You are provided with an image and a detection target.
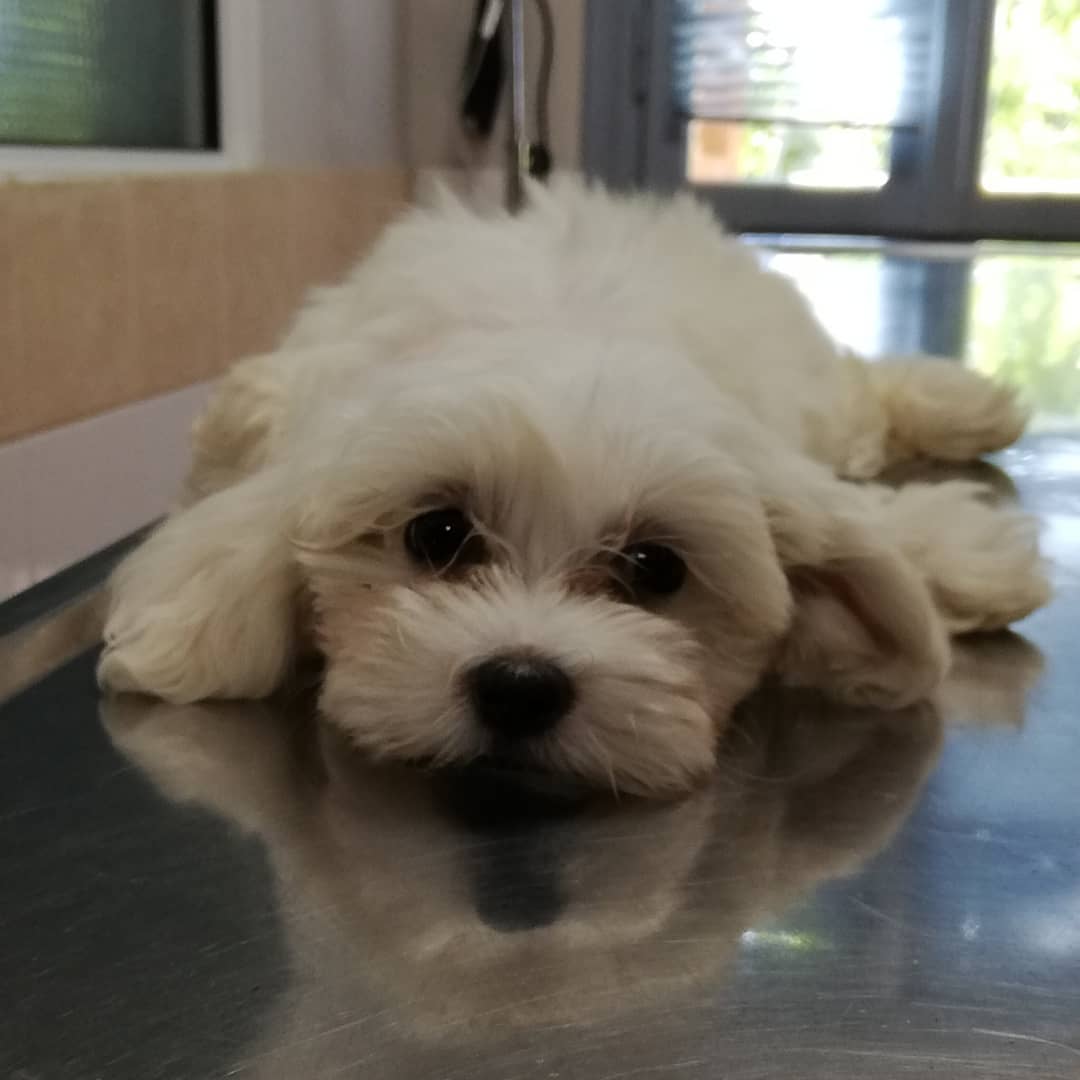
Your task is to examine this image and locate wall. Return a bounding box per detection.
[1,3,410,602]
[254,1,404,167]
[0,169,409,601]
[0,169,405,443]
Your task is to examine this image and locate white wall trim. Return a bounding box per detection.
[217,0,265,170]
[0,147,236,180]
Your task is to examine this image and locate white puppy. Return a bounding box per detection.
[98,181,1049,795]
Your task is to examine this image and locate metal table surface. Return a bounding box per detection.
[3,242,1080,1079]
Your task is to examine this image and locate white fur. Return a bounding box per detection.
[99,180,1049,795]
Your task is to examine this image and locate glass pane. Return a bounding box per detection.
[757,241,1080,429]
[967,254,1080,427]
[761,249,886,353]
[0,0,216,150]
[687,118,890,188]
[673,1,933,128]
[980,0,1080,195]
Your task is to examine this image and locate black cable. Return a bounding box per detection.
[530,0,554,152]
[461,0,505,140]
[459,0,555,178]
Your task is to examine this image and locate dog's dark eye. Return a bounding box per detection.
[405,508,486,572]
[622,543,687,599]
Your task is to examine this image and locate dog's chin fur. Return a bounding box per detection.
[98,180,1051,797]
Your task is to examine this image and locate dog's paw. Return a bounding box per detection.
[873,480,1051,633]
[98,618,209,703]
[874,360,1029,463]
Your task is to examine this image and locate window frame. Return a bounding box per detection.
[582,0,1080,241]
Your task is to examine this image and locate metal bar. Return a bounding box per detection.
[506,0,527,211]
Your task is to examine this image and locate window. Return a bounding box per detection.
[980,0,1080,195]
[0,0,217,151]
[676,0,928,190]
[761,241,1080,426]
[583,0,1080,240]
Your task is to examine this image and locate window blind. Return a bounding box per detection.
[0,0,216,149]
[673,0,935,129]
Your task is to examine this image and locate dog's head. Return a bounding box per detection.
[287,329,947,795]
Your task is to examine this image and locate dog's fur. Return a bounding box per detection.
[98,181,1050,795]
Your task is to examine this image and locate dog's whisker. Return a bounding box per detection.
[576,725,620,799]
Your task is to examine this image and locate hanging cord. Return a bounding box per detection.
[460,0,506,141]
[460,0,554,176]
[529,0,554,178]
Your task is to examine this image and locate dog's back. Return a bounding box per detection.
[189,180,1024,498]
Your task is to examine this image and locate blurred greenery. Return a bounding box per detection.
[971,0,1080,420]
[740,121,889,187]
[0,3,101,143]
[968,257,1080,421]
[0,0,204,149]
[982,0,1080,192]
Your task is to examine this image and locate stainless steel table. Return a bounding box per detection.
[3,241,1079,1079]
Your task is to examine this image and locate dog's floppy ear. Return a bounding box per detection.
[98,468,299,703]
[765,475,950,709]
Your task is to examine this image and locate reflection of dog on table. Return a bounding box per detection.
[105,676,977,1074]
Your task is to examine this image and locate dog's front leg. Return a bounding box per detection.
[98,467,299,703]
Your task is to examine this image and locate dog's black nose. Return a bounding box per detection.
[467,653,575,738]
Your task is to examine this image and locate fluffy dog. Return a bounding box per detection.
[98,181,1049,795]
